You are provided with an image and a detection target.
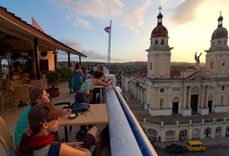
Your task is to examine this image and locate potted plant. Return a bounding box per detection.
[56,66,72,82]
[46,70,61,97]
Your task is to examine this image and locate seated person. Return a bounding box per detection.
[76,70,112,103]
[17,102,92,156]
[14,89,50,147]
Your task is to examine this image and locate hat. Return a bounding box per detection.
[28,103,63,128]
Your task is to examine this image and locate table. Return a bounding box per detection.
[59,104,108,141]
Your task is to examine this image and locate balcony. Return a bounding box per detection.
[0,68,158,156]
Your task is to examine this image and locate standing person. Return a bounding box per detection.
[82,67,93,82]
[73,63,83,93]
[68,63,75,93]
[17,103,92,156]
[14,89,50,147]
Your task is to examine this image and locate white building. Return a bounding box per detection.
[122,11,229,142]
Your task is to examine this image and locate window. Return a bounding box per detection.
[212,41,215,47]
[222,86,225,90]
[160,98,163,109]
[210,62,214,69]
[221,96,224,105]
[147,129,157,137]
[165,130,175,139]
[155,40,158,45]
[216,127,221,133]
[160,88,164,93]
[150,63,152,70]
[222,62,225,66]
[161,39,164,45]
[216,127,222,137]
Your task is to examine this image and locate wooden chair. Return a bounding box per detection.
[0,124,15,156]
[13,84,30,109]
[0,116,6,125]
[0,80,15,114]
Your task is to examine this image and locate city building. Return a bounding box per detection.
[122,10,229,142]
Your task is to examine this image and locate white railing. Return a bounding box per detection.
[104,74,157,156]
[103,65,157,156]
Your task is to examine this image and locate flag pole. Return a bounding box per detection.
[108,20,112,68]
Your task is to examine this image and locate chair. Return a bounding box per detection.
[0,124,15,156]
[0,116,6,125]
[0,80,15,114]
[13,84,30,109]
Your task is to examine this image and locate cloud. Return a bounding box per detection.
[65,14,92,29]
[159,0,168,5]
[121,0,151,33]
[54,0,151,33]
[171,0,205,25]
[59,38,127,62]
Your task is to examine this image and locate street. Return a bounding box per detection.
[156,146,229,156]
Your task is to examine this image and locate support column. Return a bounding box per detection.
[54,51,57,70]
[188,126,192,139]
[210,127,215,138]
[156,87,159,109]
[204,86,208,108]
[187,87,191,109]
[200,127,204,139]
[67,52,71,67]
[183,86,187,109]
[222,126,226,137]
[33,38,40,80]
[200,85,205,108]
[79,56,81,65]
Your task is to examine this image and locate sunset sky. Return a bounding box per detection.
[1,0,229,63]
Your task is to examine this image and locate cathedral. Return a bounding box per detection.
[123,11,229,117]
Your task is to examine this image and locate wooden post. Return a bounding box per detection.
[79,56,81,65]
[68,52,71,67]
[54,50,57,70]
[33,38,40,80]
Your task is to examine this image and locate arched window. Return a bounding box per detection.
[217,40,221,46]
[221,95,224,105]
[173,97,179,103]
[147,129,157,137]
[165,130,175,140]
[215,127,222,137]
[161,39,164,45]
[212,41,215,47]
[210,62,214,69]
[160,98,163,109]
[150,63,152,70]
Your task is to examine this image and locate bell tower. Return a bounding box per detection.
[146,7,173,79]
[205,12,229,78]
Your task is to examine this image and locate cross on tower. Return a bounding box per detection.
[159,6,162,12]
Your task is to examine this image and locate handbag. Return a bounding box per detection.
[71,102,89,113]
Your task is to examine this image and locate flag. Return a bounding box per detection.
[104,26,111,33]
[32,17,44,32]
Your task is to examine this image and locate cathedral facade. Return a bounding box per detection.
[123,11,229,117]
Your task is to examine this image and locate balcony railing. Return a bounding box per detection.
[104,72,157,156]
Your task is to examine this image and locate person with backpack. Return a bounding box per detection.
[17,102,95,156]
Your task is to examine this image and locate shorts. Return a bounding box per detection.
[81,133,95,149]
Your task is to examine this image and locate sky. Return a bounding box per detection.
[0,0,229,63]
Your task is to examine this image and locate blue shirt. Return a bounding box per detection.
[14,104,31,146]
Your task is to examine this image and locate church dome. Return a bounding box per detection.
[150,12,168,39]
[211,14,228,40]
[151,25,168,38]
